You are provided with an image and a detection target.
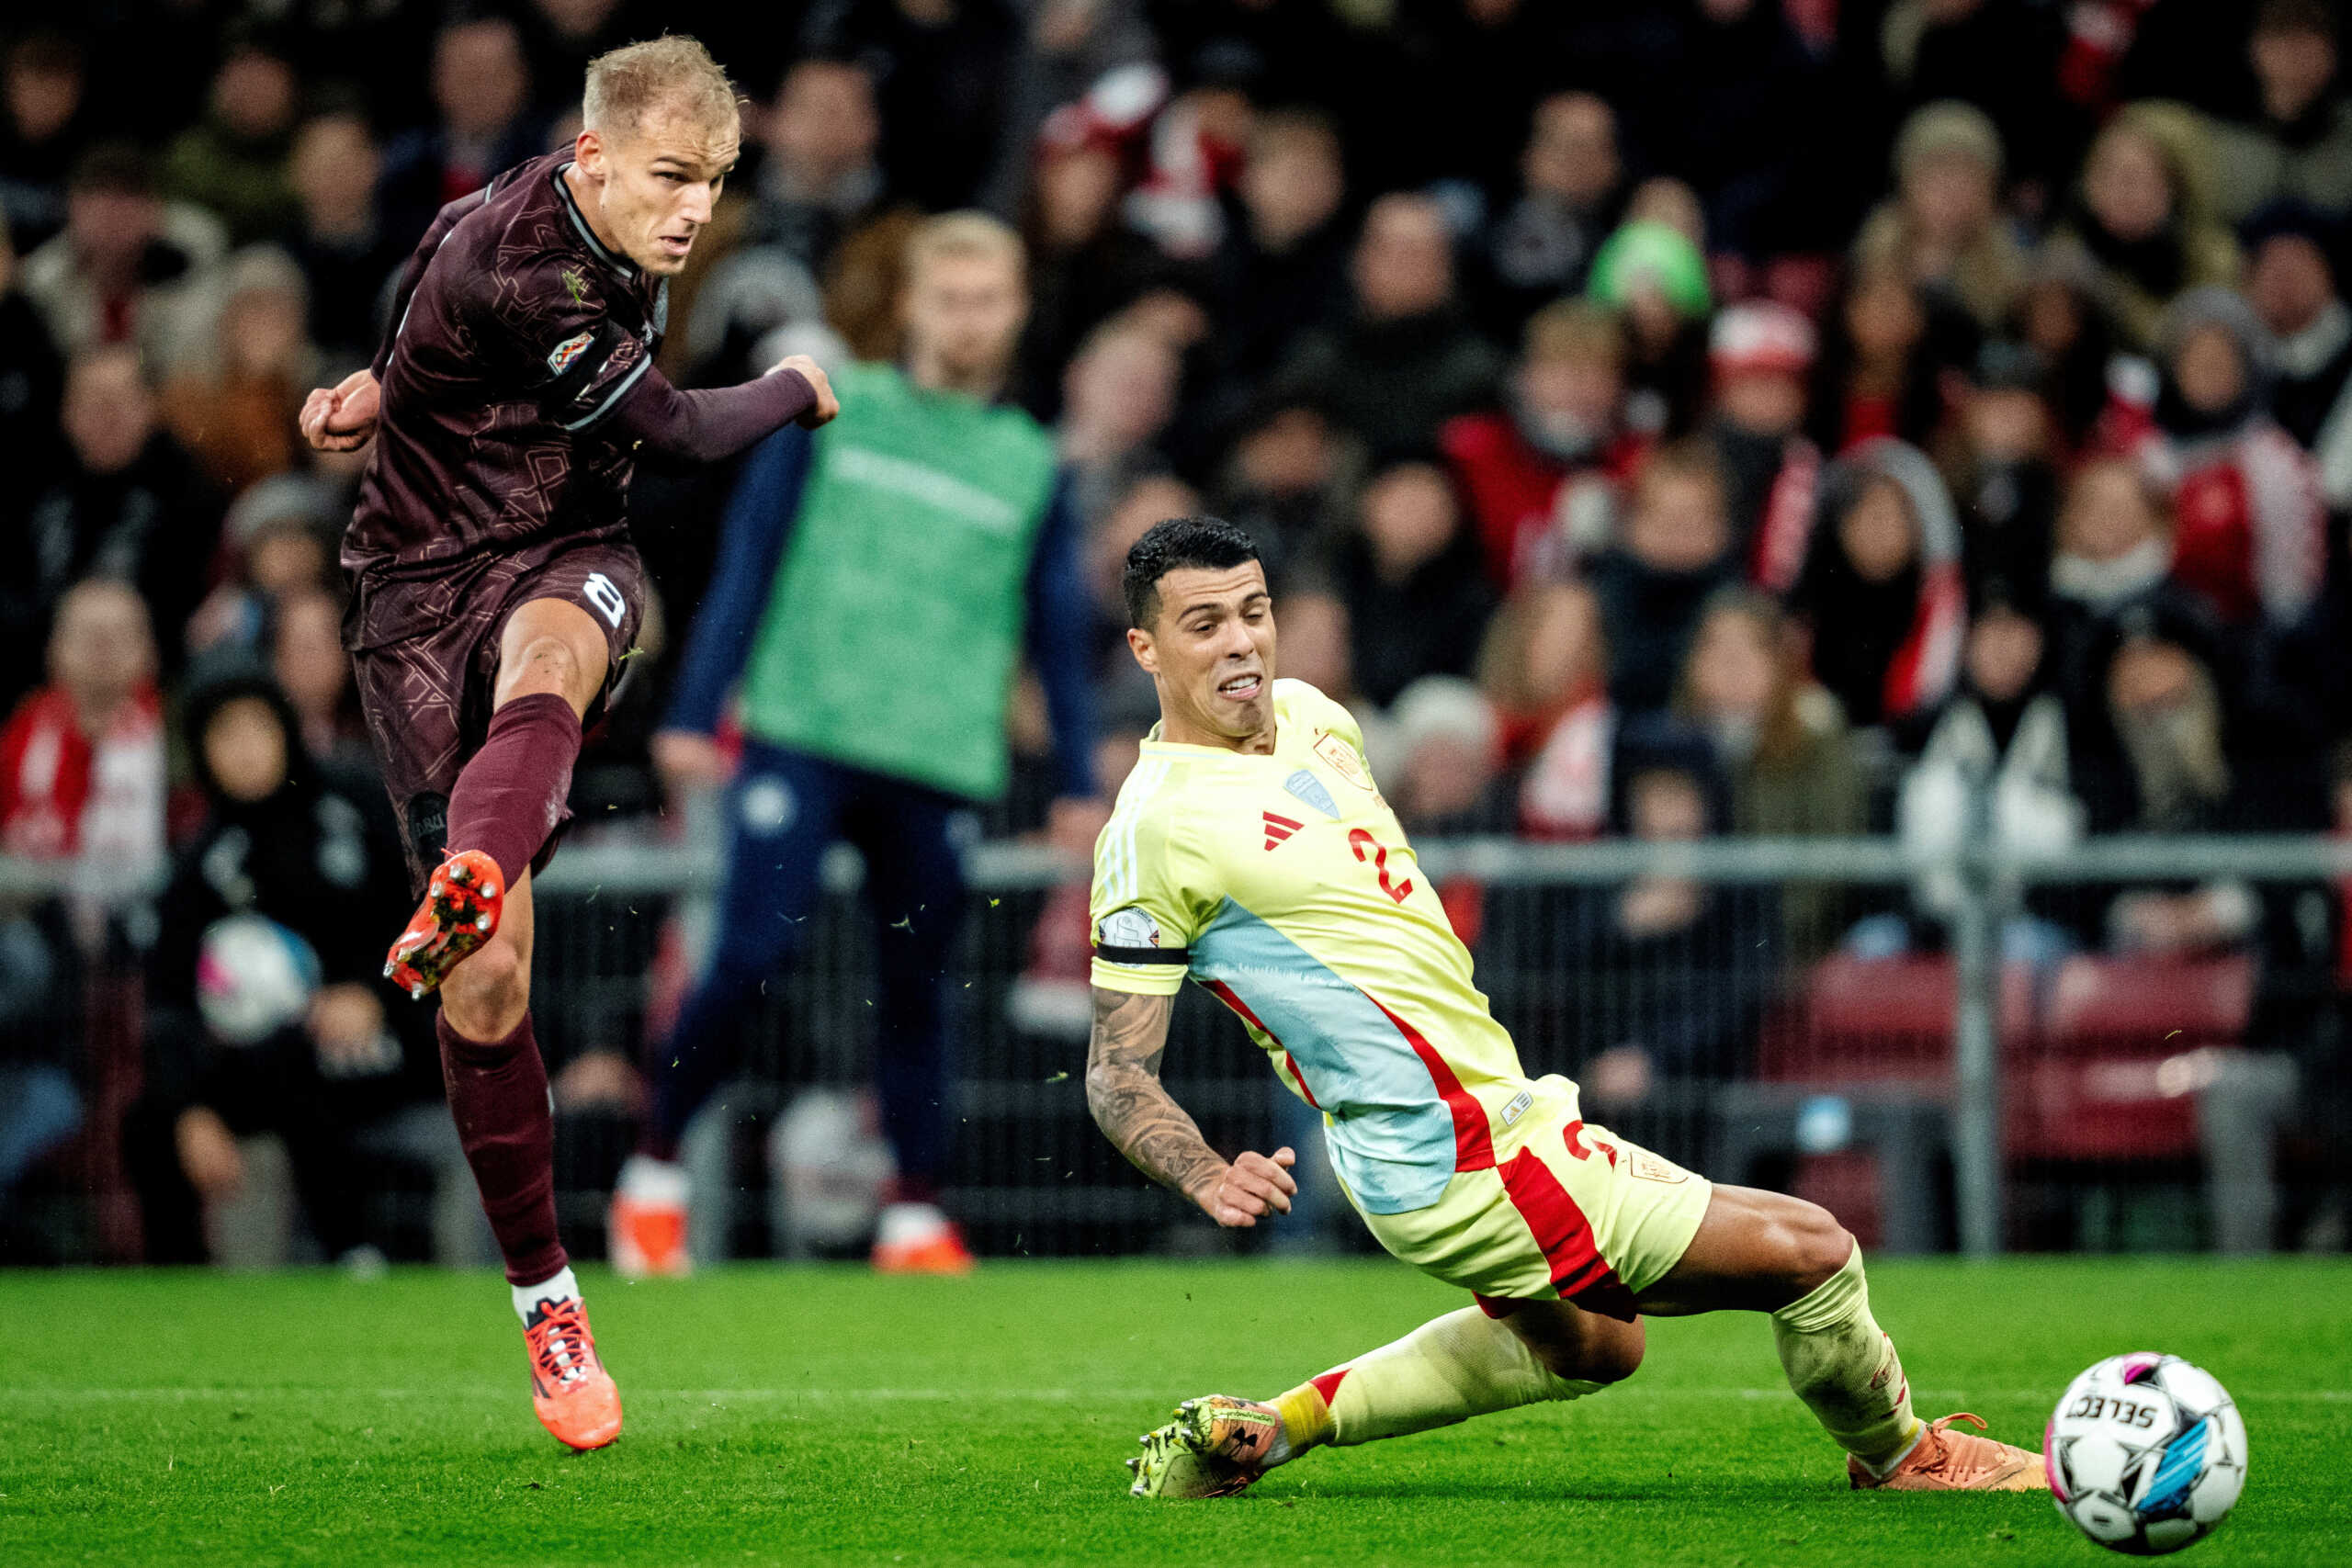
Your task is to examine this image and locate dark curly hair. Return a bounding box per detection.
[1122,515,1261,630]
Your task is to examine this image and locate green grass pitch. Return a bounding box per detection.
[4,1258,2346,1567]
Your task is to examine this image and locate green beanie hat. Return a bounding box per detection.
[1586,220,1713,319]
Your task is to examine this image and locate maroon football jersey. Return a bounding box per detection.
[343,152,669,589]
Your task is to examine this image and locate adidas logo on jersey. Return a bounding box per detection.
[1261,811,1304,852]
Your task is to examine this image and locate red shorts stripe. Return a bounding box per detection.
[1365,996,1494,1172]
[1309,1368,1349,1404]
[1495,1145,1637,1322]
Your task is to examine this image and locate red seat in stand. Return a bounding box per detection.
[2010,953,2255,1162]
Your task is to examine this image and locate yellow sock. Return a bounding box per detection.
[1271,1382,1334,1457]
[1296,1307,1600,1449]
[1770,1247,1922,1471]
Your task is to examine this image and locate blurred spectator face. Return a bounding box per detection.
[1517,339,1622,455]
[291,115,381,231]
[1963,383,2051,460]
[1394,692,1499,824]
[2171,323,2247,415]
[1236,405,1335,496]
[1906,150,1995,244]
[2059,460,2165,561]
[535,0,623,39]
[1522,93,1618,208]
[1124,287,1210,352]
[434,19,527,141]
[249,522,330,597]
[6,36,82,144]
[2108,637,2200,716]
[902,244,1028,386]
[65,179,161,277]
[1629,767,1707,840]
[204,695,289,804]
[1626,467,1730,572]
[62,347,156,475]
[210,48,298,141]
[274,590,347,725]
[1714,367,1806,437]
[2020,276,2089,361]
[1838,477,1918,583]
[1240,117,1342,250]
[2252,18,2336,124]
[1846,267,1927,363]
[1272,590,1351,695]
[2084,126,2174,244]
[1360,463,1461,581]
[1688,604,1776,721]
[1625,176,1704,248]
[219,276,310,382]
[1062,328,1178,452]
[1519,581,1603,705]
[770,61,878,185]
[48,581,154,718]
[1966,604,2042,702]
[1352,196,1453,321]
[2246,233,2337,337]
[1035,145,1121,250]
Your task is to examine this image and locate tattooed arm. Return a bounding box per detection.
[1085,986,1297,1227]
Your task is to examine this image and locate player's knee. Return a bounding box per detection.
[443,941,528,1036]
[1779,1199,1857,1301]
[510,634,583,694]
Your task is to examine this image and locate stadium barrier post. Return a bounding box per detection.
[1951,761,2005,1258]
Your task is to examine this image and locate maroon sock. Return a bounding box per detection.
[445,692,582,886]
[437,1009,567,1286]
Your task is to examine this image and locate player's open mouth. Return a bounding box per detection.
[658,234,694,257]
[1216,673,1262,702]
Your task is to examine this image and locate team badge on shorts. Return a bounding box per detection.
[547,331,595,375]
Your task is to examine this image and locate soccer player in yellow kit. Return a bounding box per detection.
[1089,517,2047,1499]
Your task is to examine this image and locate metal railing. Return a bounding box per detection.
[6,824,2346,1261]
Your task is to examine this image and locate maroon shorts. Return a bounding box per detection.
[345,538,647,890]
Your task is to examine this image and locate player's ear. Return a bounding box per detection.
[574,127,605,177]
[1126,626,1159,675]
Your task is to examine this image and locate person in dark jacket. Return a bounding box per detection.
[1589,437,1736,716]
[1322,458,1498,709]
[121,664,433,1267]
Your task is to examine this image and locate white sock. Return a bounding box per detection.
[618,1154,688,1204]
[513,1265,581,1324]
[877,1202,949,1246]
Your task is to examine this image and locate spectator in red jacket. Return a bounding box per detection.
[2110,286,2327,633]
[0,577,165,886]
[1443,299,1647,591]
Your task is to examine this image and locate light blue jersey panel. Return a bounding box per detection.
[1190,900,1458,1213]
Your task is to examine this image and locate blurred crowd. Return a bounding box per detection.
[5,0,2352,1258]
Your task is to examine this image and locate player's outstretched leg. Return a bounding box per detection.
[439,878,622,1451]
[1638,1185,2043,1492]
[1129,1301,1639,1498]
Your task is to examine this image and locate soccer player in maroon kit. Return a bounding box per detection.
[299,37,838,1451]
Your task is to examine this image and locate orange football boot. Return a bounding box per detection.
[385,849,504,999]
[1849,1412,2047,1491]
[524,1294,623,1451]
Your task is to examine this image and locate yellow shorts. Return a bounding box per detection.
[1344,1080,1713,1322]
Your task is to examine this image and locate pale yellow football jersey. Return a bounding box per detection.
[1090,679,1571,1214]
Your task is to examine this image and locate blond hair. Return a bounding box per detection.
[582,36,739,139]
[904,210,1026,285]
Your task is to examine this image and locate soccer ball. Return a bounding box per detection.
[2048,1353,2246,1555]
[196,915,322,1046]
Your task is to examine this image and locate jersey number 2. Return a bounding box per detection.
[1348,829,1414,905]
[582,571,627,629]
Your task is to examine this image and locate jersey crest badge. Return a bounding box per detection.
[1283,768,1339,819]
[547,331,594,375]
[1313,731,1374,792]
[560,265,589,302]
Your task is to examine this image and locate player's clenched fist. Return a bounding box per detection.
[772,354,841,429]
[300,368,381,452]
[1193,1146,1298,1227]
